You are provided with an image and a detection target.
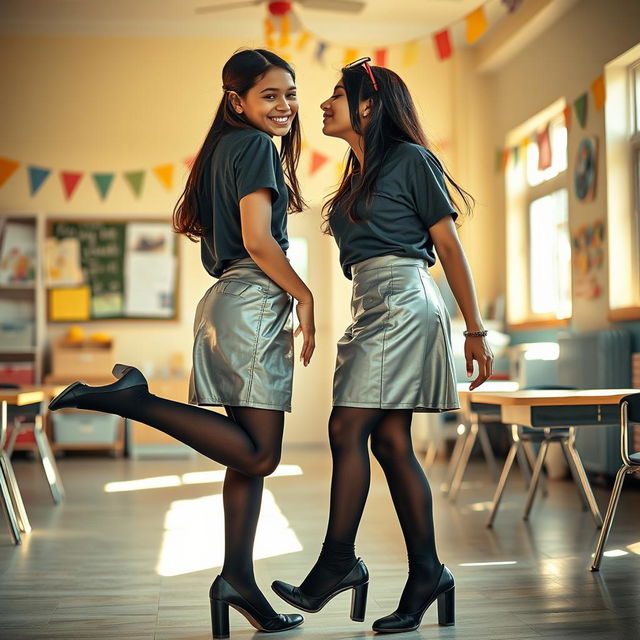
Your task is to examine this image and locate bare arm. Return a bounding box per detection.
[239,188,315,366]
[429,215,493,389]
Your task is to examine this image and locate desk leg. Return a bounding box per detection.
[0,460,21,544]
[520,441,548,497]
[565,430,603,528]
[486,425,519,528]
[34,414,65,504]
[523,439,549,520]
[478,424,499,481]
[449,422,478,501]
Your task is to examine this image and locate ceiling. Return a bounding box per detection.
[0,0,508,44]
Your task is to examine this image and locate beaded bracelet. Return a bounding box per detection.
[463,329,488,337]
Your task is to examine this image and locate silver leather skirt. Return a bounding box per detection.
[333,255,459,412]
[189,258,294,412]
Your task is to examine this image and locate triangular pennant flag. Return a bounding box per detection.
[336,160,345,183]
[465,7,488,44]
[296,31,311,51]
[28,166,51,196]
[512,145,519,165]
[374,48,388,67]
[433,30,452,61]
[536,124,552,170]
[153,163,174,191]
[574,93,588,128]
[403,40,419,67]
[124,170,145,198]
[316,41,328,63]
[344,48,359,67]
[591,75,606,111]
[279,13,290,48]
[92,172,115,200]
[310,150,328,176]
[0,157,20,187]
[265,18,275,48]
[563,105,572,130]
[501,149,510,171]
[184,156,195,169]
[61,171,83,200]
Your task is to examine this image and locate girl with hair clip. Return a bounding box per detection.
[271,58,493,634]
[49,49,314,638]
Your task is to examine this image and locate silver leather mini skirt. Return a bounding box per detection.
[333,255,459,412]
[189,258,294,412]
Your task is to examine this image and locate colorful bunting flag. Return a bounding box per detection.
[316,41,328,63]
[310,151,328,176]
[403,41,419,67]
[265,18,275,48]
[184,156,195,169]
[501,149,510,171]
[0,157,19,187]
[153,164,174,191]
[433,29,452,61]
[574,93,588,128]
[92,172,114,200]
[512,145,519,166]
[465,7,488,44]
[124,170,145,198]
[296,31,311,51]
[279,13,290,48]
[61,171,83,200]
[591,75,606,111]
[536,125,552,171]
[28,166,51,196]
[344,48,358,67]
[374,48,388,68]
[563,105,572,130]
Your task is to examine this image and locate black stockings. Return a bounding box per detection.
[300,407,441,613]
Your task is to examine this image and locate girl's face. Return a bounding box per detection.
[320,80,370,140]
[231,67,298,137]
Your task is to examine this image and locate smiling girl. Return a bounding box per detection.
[49,49,314,638]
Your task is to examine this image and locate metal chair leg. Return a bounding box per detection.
[33,415,65,504]
[0,450,31,533]
[0,463,21,544]
[486,435,519,528]
[442,425,468,494]
[478,423,499,481]
[560,440,590,513]
[591,465,629,571]
[523,439,549,520]
[565,433,603,527]
[449,422,478,501]
[521,440,548,497]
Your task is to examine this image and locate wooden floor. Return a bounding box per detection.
[1,446,639,639]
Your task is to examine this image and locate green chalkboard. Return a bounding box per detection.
[48,220,178,321]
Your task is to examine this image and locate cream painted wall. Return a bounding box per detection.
[0,34,455,442]
[469,0,640,331]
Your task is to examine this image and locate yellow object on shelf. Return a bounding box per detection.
[90,332,112,343]
[66,325,85,342]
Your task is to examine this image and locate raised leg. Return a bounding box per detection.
[591,465,629,571]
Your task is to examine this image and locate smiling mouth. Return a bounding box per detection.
[269,116,291,124]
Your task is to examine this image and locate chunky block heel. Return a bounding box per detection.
[112,363,134,379]
[350,581,368,622]
[437,586,455,626]
[210,597,230,639]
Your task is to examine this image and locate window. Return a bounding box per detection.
[605,45,640,320]
[505,100,571,328]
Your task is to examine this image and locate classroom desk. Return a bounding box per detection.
[0,387,65,545]
[462,389,638,529]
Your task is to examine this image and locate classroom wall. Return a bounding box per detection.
[465,0,640,333]
[0,34,455,443]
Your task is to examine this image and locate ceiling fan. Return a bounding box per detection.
[195,1,366,15]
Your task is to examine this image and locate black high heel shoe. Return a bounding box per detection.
[48,363,147,411]
[371,564,454,633]
[271,558,369,622]
[210,575,304,639]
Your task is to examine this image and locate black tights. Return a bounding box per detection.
[300,407,441,614]
[76,388,284,616]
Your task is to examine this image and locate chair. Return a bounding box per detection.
[591,392,640,571]
[486,386,601,528]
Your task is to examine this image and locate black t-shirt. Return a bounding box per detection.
[200,127,289,278]
[329,143,457,279]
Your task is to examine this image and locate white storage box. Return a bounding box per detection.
[52,412,120,444]
[0,321,34,349]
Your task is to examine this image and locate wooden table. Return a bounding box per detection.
[1,387,65,545]
[462,388,637,529]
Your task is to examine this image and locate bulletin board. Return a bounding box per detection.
[46,219,179,321]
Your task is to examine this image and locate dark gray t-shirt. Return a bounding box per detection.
[200,127,289,278]
[329,143,457,279]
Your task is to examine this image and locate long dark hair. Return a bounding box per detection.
[174,49,305,240]
[322,64,474,233]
